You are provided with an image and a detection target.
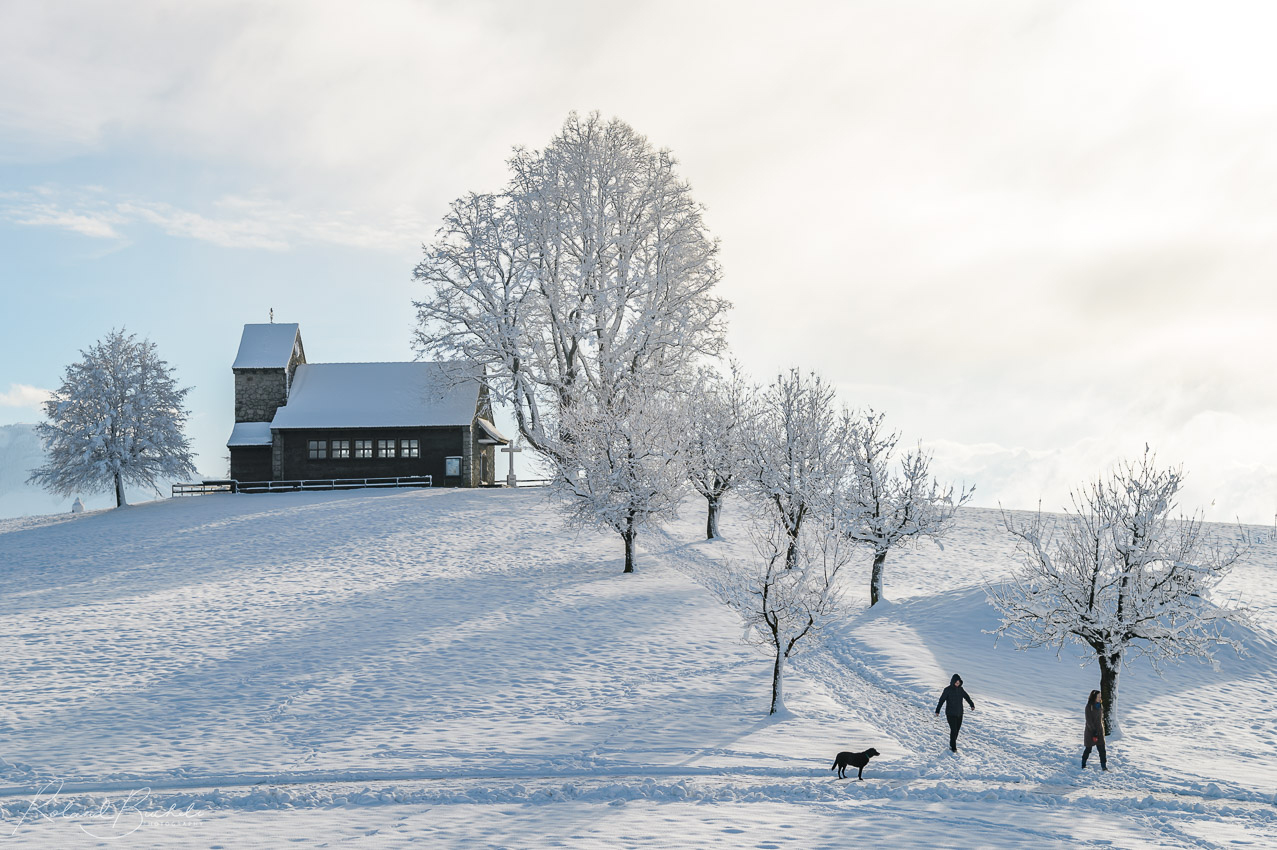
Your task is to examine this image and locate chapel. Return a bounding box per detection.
[227,323,506,487]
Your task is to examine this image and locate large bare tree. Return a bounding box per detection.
[988,449,1247,737]
[413,112,729,462]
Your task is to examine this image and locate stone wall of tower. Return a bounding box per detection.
[234,369,289,423]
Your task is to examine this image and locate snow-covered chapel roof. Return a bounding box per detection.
[233,323,300,370]
[269,361,482,430]
[475,418,509,445]
[227,422,273,447]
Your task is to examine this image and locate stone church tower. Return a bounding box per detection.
[233,324,306,423]
[228,323,305,481]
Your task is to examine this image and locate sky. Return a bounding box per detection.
[2,0,1276,524]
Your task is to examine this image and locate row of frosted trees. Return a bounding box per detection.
[414,111,1249,730]
[414,112,964,575]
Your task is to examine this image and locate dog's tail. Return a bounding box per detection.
[830,759,837,771]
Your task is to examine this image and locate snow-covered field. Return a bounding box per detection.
[1,488,1275,848]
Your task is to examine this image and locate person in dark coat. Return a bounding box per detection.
[934,673,975,752]
[1083,689,1108,771]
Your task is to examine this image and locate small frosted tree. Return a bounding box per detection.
[743,369,852,569]
[845,410,973,606]
[681,364,752,539]
[712,501,856,715]
[988,449,1246,737]
[29,329,196,508]
[552,384,686,573]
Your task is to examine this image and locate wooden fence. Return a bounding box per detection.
[173,476,433,496]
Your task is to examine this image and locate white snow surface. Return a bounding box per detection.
[269,361,481,430]
[225,421,273,447]
[1,491,1276,847]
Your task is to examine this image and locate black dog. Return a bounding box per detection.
[831,747,880,780]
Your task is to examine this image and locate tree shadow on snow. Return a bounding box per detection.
[835,586,1277,721]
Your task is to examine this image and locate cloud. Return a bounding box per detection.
[0,188,431,252]
[9,206,122,239]
[0,1,551,200]
[0,384,51,409]
[928,412,1277,527]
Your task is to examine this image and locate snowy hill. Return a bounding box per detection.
[1,489,1276,847]
[0,423,198,520]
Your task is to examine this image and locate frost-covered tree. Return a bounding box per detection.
[743,369,853,569]
[552,383,686,573]
[29,329,196,508]
[988,449,1246,736]
[711,500,856,714]
[845,410,973,606]
[681,364,752,539]
[413,111,729,465]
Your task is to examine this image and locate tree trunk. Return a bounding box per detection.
[114,473,127,508]
[770,650,785,715]
[1098,650,1121,738]
[622,521,636,574]
[869,549,888,606]
[785,531,799,570]
[706,494,722,539]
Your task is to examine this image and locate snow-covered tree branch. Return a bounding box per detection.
[550,381,686,573]
[710,499,857,715]
[987,448,1247,736]
[844,410,973,606]
[681,363,752,539]
[28,329,197,508]
[413,112,729,463]
[742,369,853,569]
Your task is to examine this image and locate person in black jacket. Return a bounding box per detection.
[934,673,975,752]
[1082,689,1108,771]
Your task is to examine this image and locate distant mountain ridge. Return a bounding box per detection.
[0,423,70,518]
